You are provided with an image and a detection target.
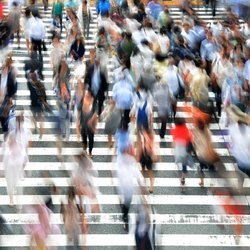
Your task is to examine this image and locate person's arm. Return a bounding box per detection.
[76,109,81,143]
[51,1,54,16]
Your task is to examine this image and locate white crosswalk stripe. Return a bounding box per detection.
[0,3,249,249]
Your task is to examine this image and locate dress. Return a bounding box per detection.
[21,17,31,39]
[4,131,28,198]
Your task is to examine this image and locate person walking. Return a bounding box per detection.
[29,9,46,59]
[78,0,92,39]
[76,89,98,158]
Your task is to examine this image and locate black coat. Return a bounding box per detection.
[84,63,108,97]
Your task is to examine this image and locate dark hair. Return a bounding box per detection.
[32,9,40,18]
[196,119,205,130]
[160,27,167,35]
[174,118,186,126]
[194,56,202,68]
[98,26,106,35]
[25,7,31,17]
[68,186,76,200]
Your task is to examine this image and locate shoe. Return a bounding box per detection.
[149,188,154,194]
[199,182,204,187]
[123,222,128,232]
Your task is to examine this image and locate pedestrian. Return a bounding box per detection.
[116,146,145,231]
[61,187,81,248]
[21,7,32,54]
[8,1,21,49]
[27,72,48,138]
[138,129,159,193]
[29,9,46,59]
[3,117,30,207]
[153,82,174,138]
[84,56,108,116]
[78,0,93,38]
[0,55,18,138]
[51,0,64,32]
[76,89,98,158]
[170,118,193,193]
[70,33,86,62]
[192,119,219,187]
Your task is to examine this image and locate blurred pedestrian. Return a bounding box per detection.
[21,7,32,54]
[170,118,194,193]
[76,89,98,158]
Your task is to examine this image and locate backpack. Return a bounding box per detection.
[137,92,148,129]
[98,0,110,15]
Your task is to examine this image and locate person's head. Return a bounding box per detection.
[183,21,190,32]
[98,27,106,38]
[25,7,31,18]
[174,118,186,126]
[12,1,18,7]
[89,48,96,61]
[67,186,76,202]
[236,56,245,68]
[160,27,167,35]
[194,56,202,68]
[32,9,40,18]
[168,52,175,65]
[234,43,243,56]
[52,33,60,44]
[196,119,205,131]
[164,6,169,14]
[76,33,84,43]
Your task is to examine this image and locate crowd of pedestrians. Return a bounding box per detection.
[0,0,250,248]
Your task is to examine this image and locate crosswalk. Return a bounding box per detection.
[1,3,250,249]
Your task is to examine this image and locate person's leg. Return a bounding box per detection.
[198,161,206,187]
[108,134,113,148]
[25,38,30,54]
[121,194,132,231]
[31,38,37,53]
[87,19,90,38]
[148,169,154,193]
[212,0,216,16]
[216,86,222,117]
[16,30,20,48]
[38,112,44,139]
[159,115,167,139]
[60,15,63,33]
[88,131,94,157]
[181,164,187,192]
[81,131,88,151]
[37,39,42,58]
[82,17,86,37]
[97,93,105,117]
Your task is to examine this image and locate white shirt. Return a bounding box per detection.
[117,154,144,201]
[29,17,46,40]
[162,65,181,96]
